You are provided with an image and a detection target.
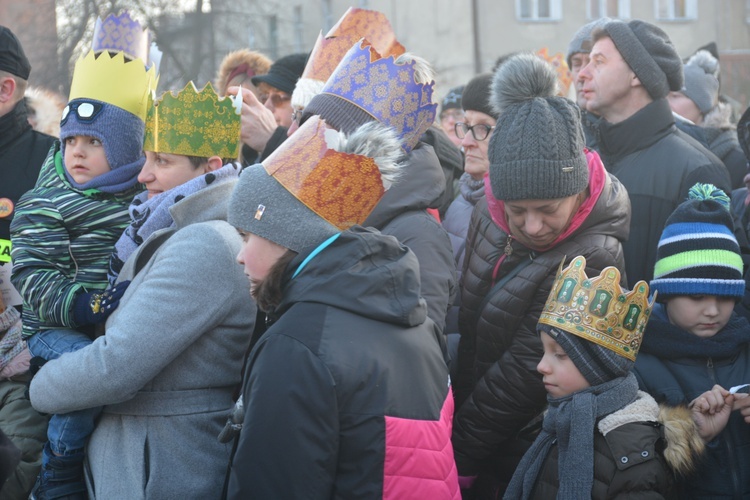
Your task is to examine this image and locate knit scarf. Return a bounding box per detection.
[62,153,145,194]
[504,373,639,500]
[641,304,750,360]
[0,307,24,372]
[107,163,240,285]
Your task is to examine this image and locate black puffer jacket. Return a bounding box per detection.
[452,158,630,477]
[595,98,730,284]
[364,143,457,335]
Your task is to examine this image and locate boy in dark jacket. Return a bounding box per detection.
[634,183,750,498]
[506,256,703,499]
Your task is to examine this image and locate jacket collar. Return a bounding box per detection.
[0,99,31,151]
[598,98,675,160]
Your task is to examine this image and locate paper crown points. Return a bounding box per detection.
[68,51,158,122]
[538,256,656,361]
[92,11,150,63]
[262,115,385,230]
[537,48,572,97]
[302,7,405,83]
[320,39,437,153]
[143,81,241,159]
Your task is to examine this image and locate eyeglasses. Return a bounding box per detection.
[259,91,291,108]
[440,110,464,123]
[291,108,303,125]
[455,122,495,141]
[60,100,104,126]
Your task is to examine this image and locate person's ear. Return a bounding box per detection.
[0,76,16,104]
[205,156,223,172]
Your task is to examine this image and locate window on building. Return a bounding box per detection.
[322,0,334,31]
[294,6,303,52]
[587,0,630,19]
[655,0,697,21]
[269,15,278,60]
[516,0,562,21]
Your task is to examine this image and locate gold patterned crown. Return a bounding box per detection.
[143,82,241,159]
[92,11,150,63]
[538,256,656,361]
[262,115,385,230]
[68,51,158,122]
[302,8,404,83]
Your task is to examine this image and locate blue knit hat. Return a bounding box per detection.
[651,183,744,300]
[59,98,145,193]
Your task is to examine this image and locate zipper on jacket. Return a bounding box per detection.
[504,236,513,256]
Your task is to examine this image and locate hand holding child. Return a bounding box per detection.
[690,385,735,443]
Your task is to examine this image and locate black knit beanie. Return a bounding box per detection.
[601,19,683,100]
[461,74,497,119]
[0,26,30,79]
[488,53,588,201]
[251,52,307,95]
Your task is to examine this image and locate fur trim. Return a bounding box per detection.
[216,49,272,95]
[598,391,660,436]
[25,87,65,137]
[291,78,325,109]
[490,53,557,116]
[394,52,436,85]
[703,101,735,130]
[658,404,704,477]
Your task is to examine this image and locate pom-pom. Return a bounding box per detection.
[685,50,720,78]
[687,183,730,211]
[490,53,558,116]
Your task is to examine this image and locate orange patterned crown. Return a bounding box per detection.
[302,7,404,83]
[320,40,437,153]
[262,115,385,230]
[537,48,573,97]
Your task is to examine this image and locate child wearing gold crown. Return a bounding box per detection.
[10,50,155,499]
[634,183,750,498]
[504,256,704,499]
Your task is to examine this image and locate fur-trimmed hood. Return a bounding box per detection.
[598,391,704,477]
[216,49,272,95]
[24,87,65,138]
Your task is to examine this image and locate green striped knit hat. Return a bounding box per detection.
[651,183,744,300]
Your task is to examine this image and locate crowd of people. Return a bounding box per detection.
[1,6,750,500]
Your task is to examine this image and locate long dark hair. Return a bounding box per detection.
[252,249,298,313]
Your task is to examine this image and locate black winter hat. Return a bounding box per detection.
[461,74,497,119]
[440,85,464,114]
[251,52,307,95]
[0,26,31,80]
[600,20,683,100]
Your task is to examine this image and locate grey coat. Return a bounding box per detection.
[29,181,256,499]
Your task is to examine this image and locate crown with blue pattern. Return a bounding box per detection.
[92,12,150,63]
[651,183,744,299]
[308,40,437,154]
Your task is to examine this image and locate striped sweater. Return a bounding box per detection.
[10,142,141,338]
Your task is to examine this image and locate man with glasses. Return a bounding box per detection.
[439,85,465,148]
[228,53,306,165]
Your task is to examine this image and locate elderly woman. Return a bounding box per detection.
[27,84,256,499]
[452,54,631,496]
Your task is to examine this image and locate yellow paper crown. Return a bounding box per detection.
[538,256,656,361]
[262,115,384,230]
[68,51,158,121]
[143,82,241,159]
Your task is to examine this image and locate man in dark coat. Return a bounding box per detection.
[578,19,730,284]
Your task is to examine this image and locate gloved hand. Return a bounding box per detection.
[72,281,131,326]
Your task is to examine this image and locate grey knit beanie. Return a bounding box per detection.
[228,164,339,254]
[461,74,497,119]
[542,324,633,386]
[488,53,588,201]
[567,17,611,68]
[600,19,683,100]
[682,50,720,115]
